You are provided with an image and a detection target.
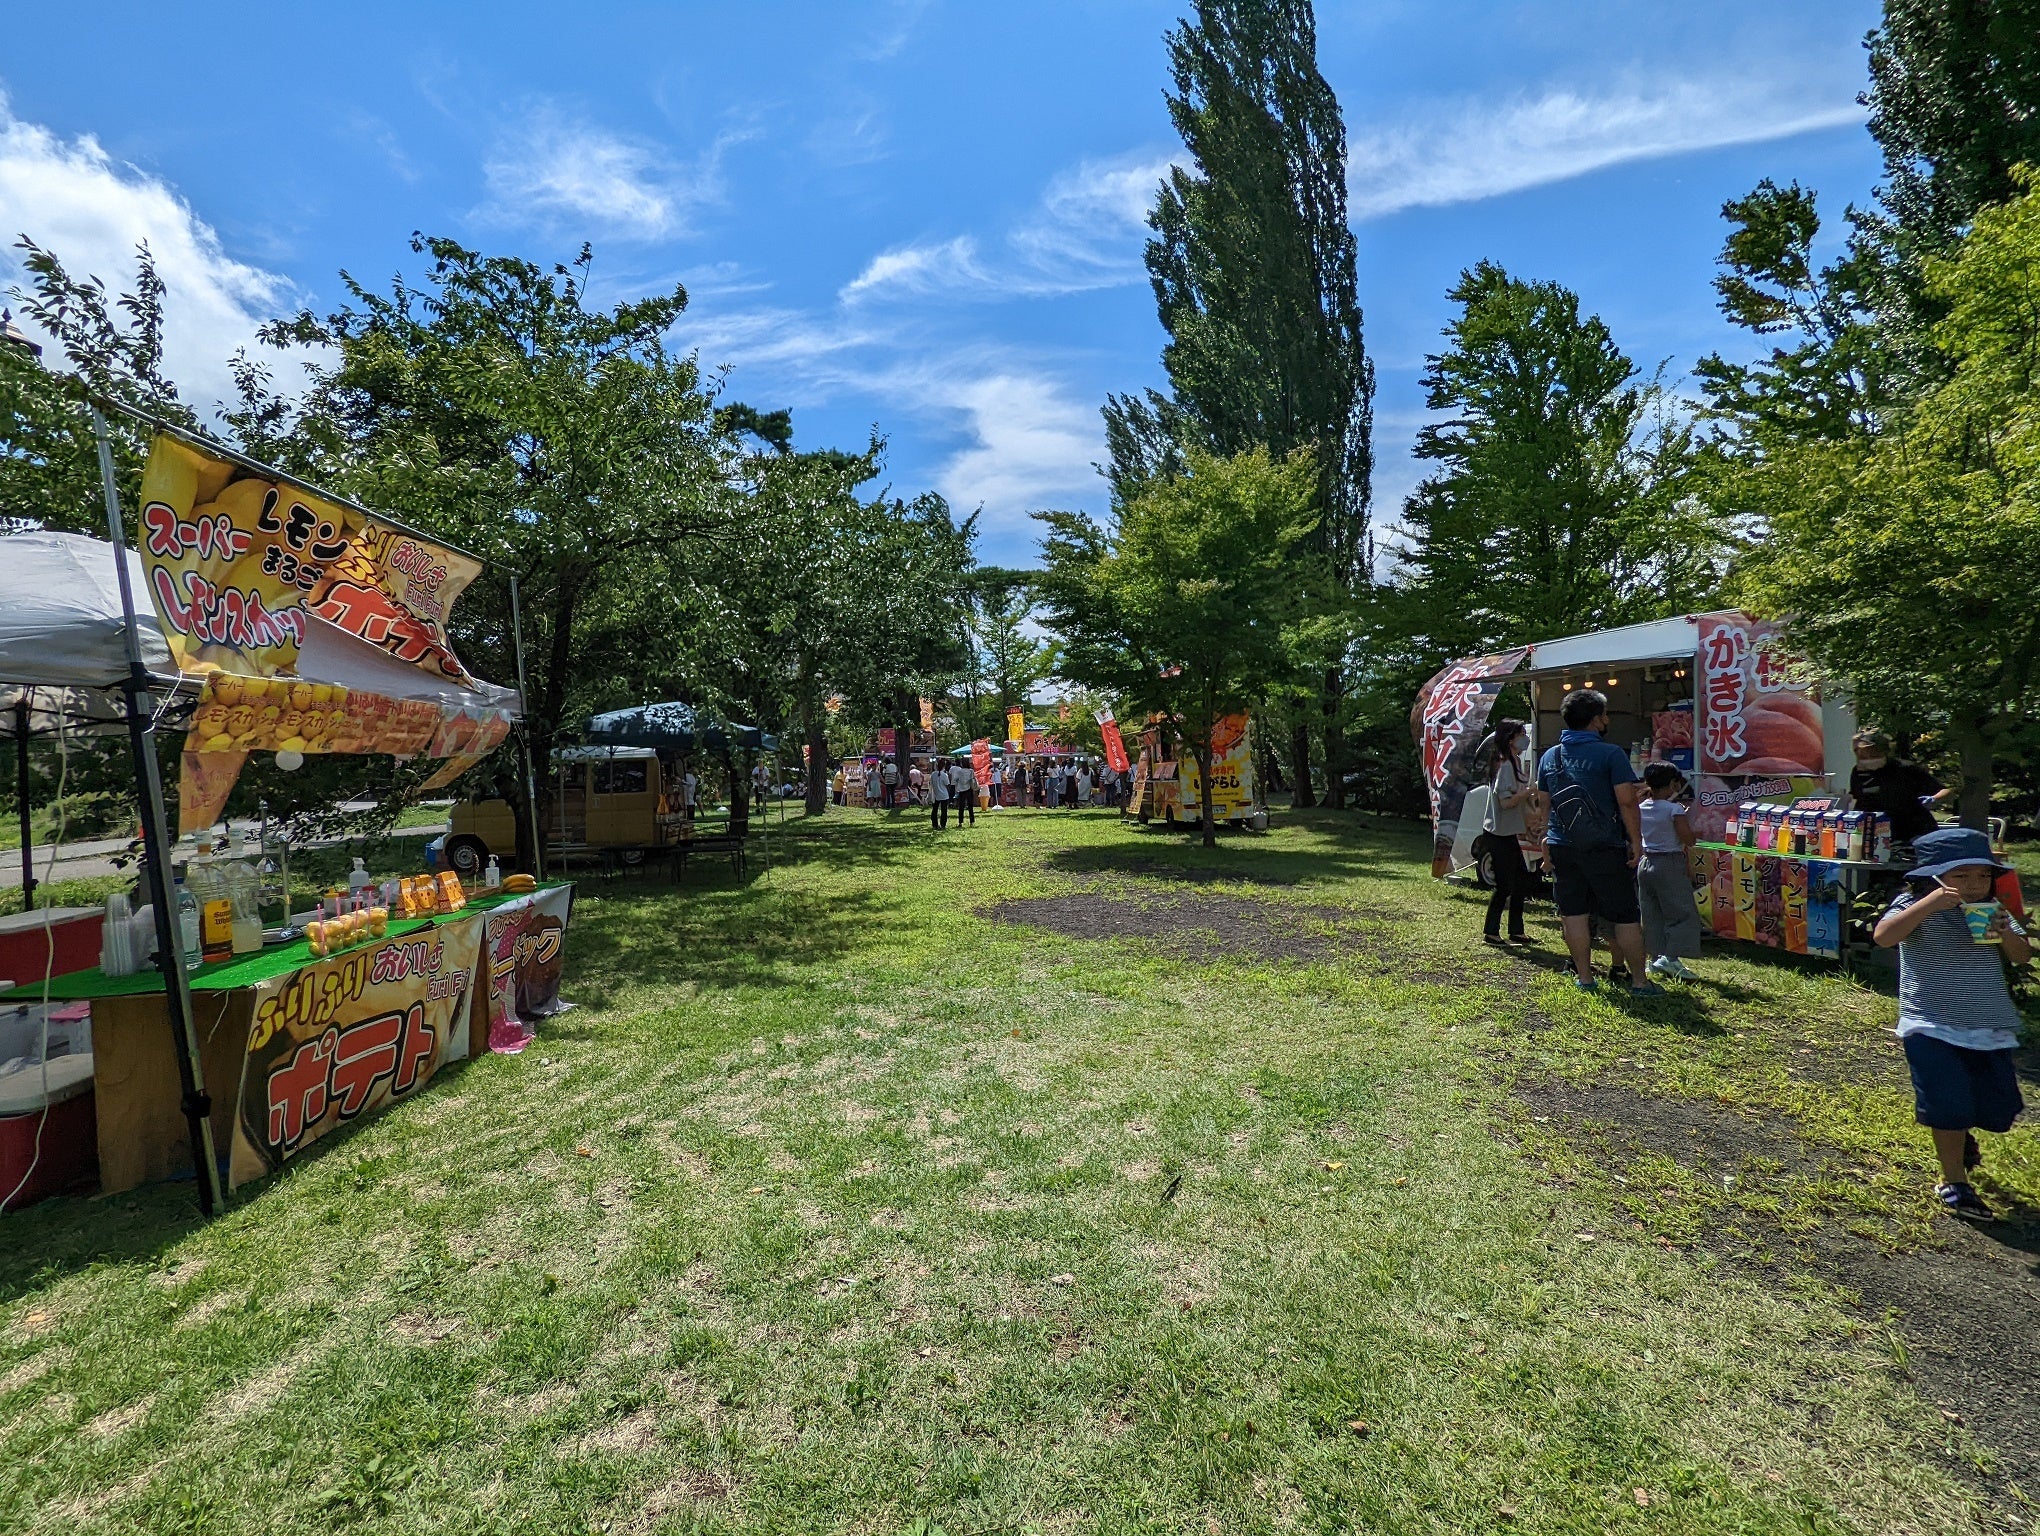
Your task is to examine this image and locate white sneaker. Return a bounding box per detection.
[1645,957,1673,980]
[1667,958,1698,982]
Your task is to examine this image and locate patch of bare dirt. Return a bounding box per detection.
[980,890,1396,965]
[1513,1078,2040,1513]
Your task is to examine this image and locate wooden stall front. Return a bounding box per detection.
[33,882,574,1195]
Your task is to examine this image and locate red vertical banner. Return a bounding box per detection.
[971,738,993,788]
[1096,708,1130,774]
[1410,649,1529,877]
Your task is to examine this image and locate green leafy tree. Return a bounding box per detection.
[1387,262,1724,666]
[1109,0,1373,804]
[236,237,735,867]
[1036,445,1316,846]
[1694,182,1896,445]
[678,442,973,815]
[1738,170,2040,827]
[963,582,1057,739]
[1862,0,2040,298]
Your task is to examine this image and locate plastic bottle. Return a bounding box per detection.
[227,857,264,954]
[174,877,202,971]
[348,857,374,896]
[186,852,233,964]
[483,854,501,891]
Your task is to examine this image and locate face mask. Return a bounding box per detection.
[1858,756,1887,770]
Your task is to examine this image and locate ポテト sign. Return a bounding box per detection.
[230,917,482,1187]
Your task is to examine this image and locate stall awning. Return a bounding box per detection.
[585,702,775,756]
[1513,615,1702,679]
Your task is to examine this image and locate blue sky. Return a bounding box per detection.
[0,1,1883,569]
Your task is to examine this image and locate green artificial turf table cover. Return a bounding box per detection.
[25,882,571,1001]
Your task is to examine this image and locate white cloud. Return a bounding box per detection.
[0,92,295,409]
[841,151,1176,305]
[482,107,732,240]
[929,371,1102,524]
[1347,77,1864,220]
[840,236,987,302]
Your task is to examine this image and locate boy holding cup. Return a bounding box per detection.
[1874,827,2031,1217]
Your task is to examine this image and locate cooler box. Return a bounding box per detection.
[1,1000,98,1210]
[0,907,106,985]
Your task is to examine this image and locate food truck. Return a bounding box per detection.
[447,702,773,875]
[1415,612,1857,884]
[1128,712,1267,830]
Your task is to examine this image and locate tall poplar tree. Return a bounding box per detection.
[1106,0,1372,807]
[1860,0,2040,340]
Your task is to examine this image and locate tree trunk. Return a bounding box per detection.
[1321,668,1345,810]
[893,695,913,809]
[802,680,828,816]
[498,735,539,877]
[1951,718,1994,831]
[1258,729,1285,795]
[531,572,580,854]
[1288,719,1315,808]
[1190,736,1213,848]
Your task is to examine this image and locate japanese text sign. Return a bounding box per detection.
[230,916,482,1187]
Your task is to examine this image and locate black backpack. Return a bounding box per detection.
[1543,745,1625,849]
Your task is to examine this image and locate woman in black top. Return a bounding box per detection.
[1848,729,1951,846]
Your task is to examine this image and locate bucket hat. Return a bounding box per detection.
[1907,826,2010,882]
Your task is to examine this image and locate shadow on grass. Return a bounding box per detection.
[1043,808,1432,888]
[0,1174,206,1305]
[562,873,892,1008]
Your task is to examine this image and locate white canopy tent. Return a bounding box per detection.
[0,531,182,730]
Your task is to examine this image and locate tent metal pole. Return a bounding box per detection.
[508,576,543,882]
[15,702,35,908]
[93,407,223,1218]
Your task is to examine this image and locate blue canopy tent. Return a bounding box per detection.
[584,701,776,756]
[584,702,783,838]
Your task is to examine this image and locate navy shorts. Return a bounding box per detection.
[1547,843,1640,924]
[1902,1033,2024,1134]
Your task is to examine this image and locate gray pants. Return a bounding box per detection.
[1637,851,1703,959]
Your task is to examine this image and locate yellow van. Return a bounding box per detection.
[447,746,678,876]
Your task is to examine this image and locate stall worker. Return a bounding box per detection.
[1849,729,1952,849]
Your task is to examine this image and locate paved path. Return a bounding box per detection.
[8,817,450,885]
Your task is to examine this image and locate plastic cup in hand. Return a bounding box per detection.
[1963,902,2002,944]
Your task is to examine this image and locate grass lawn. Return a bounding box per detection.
[3,808,2036,1534]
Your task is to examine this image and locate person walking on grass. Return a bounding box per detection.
[1536,689,1662,996]
[1873,827,2031,1218]
[929,754,951,830]
[1636,764,1703,982]
[1476,720,1536,947]
[952,758,976,827]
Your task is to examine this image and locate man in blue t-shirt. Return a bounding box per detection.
[1536,689,1659,995]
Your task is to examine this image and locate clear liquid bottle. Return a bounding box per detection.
[174,876,202,971]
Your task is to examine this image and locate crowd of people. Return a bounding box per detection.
[827,755,1129,820]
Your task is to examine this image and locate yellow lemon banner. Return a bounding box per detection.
[139,436,355,676]
[307,520,480,684]
[139,433,480,685]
